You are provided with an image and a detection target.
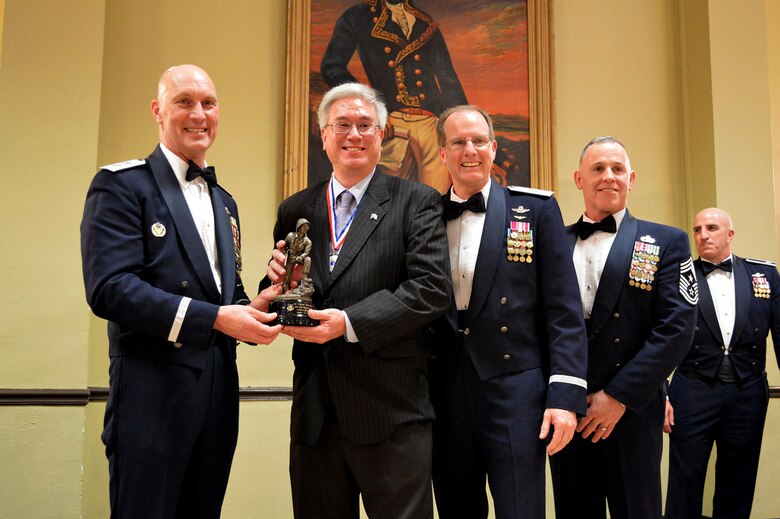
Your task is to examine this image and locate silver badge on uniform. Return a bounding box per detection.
[151,222,166,237]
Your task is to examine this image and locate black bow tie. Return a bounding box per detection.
[444,192,486,221]
[576,214,617,240]
[186,160,217,187]
[701,258,732,275]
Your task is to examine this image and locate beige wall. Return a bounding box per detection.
[2,0,780,517]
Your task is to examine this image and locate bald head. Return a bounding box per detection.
[151,64,219,165]
[692,207,734,263]
[157,65,215,101]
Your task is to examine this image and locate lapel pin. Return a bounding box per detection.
[370,213,378,220]
[151,222,166,237]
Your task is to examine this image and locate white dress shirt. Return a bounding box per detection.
[160,144,220,343]
[447,181,492,311]
[330,171,375,343]
[704,254,736,349]
[573,208,627,319]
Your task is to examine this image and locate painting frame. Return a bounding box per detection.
[283,0,556,198]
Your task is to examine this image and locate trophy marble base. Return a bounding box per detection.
[269,296,319,326]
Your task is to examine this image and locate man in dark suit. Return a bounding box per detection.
[80,64,282,518]
[426,105,588,519]
[264,82,450,519]
[548,136,698,519]
[321,0,467,192]
[664,207,780,519]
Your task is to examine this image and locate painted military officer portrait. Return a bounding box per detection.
[308,0,531,191]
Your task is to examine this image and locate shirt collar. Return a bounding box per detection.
[449,179,491,206]
[331,169,375,206]
[582,207,626,230]
[159,143,210,188]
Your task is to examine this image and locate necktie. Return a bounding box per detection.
[335,191,356,235]
[576,214,617,240]
[444,192,486,221]
[701,258,733,275]
[186,160,217,187]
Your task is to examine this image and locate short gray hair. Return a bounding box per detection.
[579,136,628,164]
[317,83,388,130]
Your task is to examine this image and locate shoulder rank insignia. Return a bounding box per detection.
[507,185,554,198]
[679,257,699,305]
[640,234,656,244]
[101,158,146,172]
[752,272,771,298]
[746,257,777,267]
[506,221,533,263]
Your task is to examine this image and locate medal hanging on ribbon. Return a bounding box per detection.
[327,181,359,271]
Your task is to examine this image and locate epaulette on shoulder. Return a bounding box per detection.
[507,185,554,198]
[746,257,776,267]
[101,158,146,173]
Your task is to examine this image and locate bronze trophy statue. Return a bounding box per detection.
[270,218,319,326]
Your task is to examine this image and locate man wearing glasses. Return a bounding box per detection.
[264,83,450,518]
[426,105,587,519]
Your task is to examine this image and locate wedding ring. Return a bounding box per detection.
[598,426,608,431]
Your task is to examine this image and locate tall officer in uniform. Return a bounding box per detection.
[665,207,780,519]
[321,0,467,192]
[80,64,282,518]
[548,136,698,519]
[427,105,588,519]
[264,82,450,519]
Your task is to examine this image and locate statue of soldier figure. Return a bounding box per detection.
[282,218,314,298]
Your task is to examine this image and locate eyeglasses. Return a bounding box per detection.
[444,136,493,151]
[325,122,380,135]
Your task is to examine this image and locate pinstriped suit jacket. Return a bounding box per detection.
[272,171,451,445]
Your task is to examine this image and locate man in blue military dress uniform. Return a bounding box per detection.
[427,105,588,519]
[81,64,282,518]
[665,207,780,519]
[321,0,467,192]
[549,136,698,519]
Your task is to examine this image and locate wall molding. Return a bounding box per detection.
[0,387,293,406]
[1,386,778,406]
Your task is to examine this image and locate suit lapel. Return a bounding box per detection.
[587,211,637,338]
[326,174,389,288]
[148,146,221,302]
[310,184,331,292]
[732,256,751,343]
[212,188,235,305]
[466,180,504,323]
[695,259,725,345]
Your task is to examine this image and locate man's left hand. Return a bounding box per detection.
[250,284,284,313]
[540,408,578,455]
[282,308,347,344]
[577,390,626,442]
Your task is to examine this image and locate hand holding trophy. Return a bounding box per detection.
[269,218,319,326]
